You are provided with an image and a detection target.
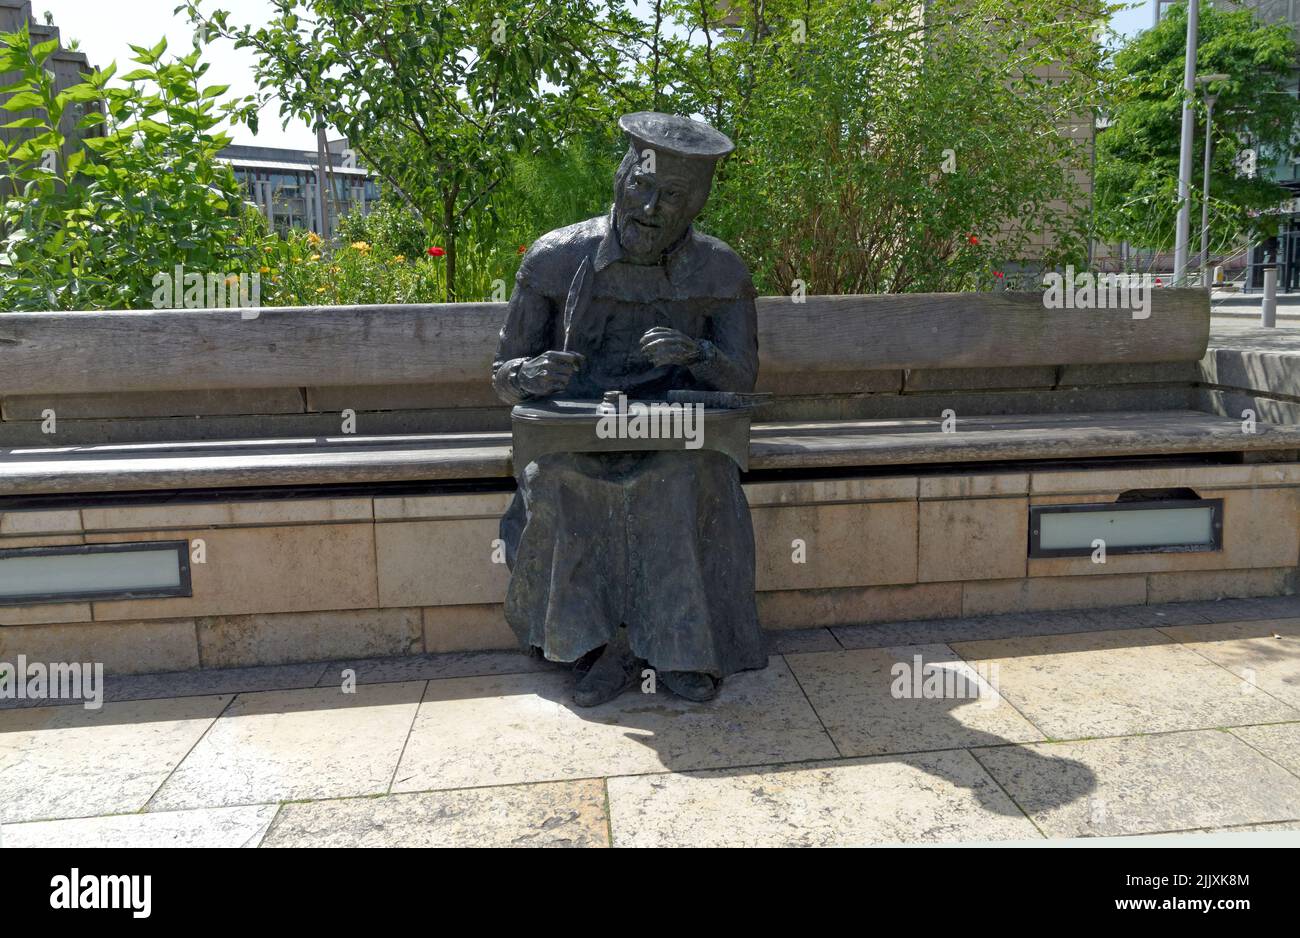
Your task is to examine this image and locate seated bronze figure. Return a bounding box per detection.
[492,112,768,706]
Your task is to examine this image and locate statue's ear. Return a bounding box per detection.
[685,184,712,220]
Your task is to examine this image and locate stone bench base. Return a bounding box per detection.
[2,457,1296,674]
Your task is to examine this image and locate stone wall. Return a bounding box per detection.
[3,460,1295,673]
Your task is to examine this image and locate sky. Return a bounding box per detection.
[38,0,320,149]
[36,0,1160,151]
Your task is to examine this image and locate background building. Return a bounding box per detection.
[0,0,104,201]
[220,141,380,238]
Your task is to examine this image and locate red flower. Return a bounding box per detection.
[968,234,979,246]
[427,246,446,257]
[518,244,528,254]
[994,271,1004,279]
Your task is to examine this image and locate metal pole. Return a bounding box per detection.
[315,116,329,238]
[1199,95,1215,284]
[1173,1,1199,285]
[1261,267,1278,327]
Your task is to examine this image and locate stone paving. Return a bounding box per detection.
[2,595,1299,847]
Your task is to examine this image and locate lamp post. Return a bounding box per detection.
[1173,0,1199,285]
[1197,73,1230,286]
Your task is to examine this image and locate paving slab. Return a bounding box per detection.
[606,750,1042,847]
[831,605,1201,651]
[828,598,1300,654]
[785,644,1044,756]
[1229,722,1300,777]
[951,628,1299,739]
[103,663,325,705]
[974,730,1300,837]
[0,696,229,823]
[0,804,277,848]
[0,662,330,712]
[315,650,550,687]
[149,682,424,810]
[261,779,608,847]
[1177,821,1300,834]
[1157,618,1300,710]
[767,628,840,654]
[1173,595,1300,623]
[391,657,837,792]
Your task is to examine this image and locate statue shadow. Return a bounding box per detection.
[534,650,1098,824]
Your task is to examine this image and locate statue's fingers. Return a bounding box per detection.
[644,328,688,342]
[643,338,691,355]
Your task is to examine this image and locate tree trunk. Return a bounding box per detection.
[443,191,457,302]
[446,232,457,303]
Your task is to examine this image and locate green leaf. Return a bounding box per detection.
[57,83,105,105]
[1,91,47,111]
[31,38,60,64]
[1,116,48,129]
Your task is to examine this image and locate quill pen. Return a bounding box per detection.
[562,256,594,352]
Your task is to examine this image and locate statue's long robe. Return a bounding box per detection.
[492,211,768,678]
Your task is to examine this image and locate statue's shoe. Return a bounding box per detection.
[572,645,605,680]
[572,643,643,708]
[662,670,720,702]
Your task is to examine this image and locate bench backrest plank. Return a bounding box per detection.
[0,291,1210,396]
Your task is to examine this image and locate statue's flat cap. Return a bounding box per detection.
[619,112,735,161]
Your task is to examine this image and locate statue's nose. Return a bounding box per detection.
[642,190,660,215]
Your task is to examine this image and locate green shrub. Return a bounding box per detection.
[0,29,266,310]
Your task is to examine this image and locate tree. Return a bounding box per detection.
[0,28,264,309]
[606,0,1115,292]
[1095,1,1300,258]
[182,0,622,300]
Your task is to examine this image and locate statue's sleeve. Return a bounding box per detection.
[492,261,555,405]
[689,293,758,393]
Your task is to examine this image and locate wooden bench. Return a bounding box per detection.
[2,290,1298,674]
[2,290,1296,495]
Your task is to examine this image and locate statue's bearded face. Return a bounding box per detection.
[614,155,710,264]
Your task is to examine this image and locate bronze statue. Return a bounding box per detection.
[492,112,767,706]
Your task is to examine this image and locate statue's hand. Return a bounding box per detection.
[518,350,584,397]
[639,327,702,367]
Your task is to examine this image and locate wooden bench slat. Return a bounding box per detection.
[0,291,1210,396]
[2,411,1294,496]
